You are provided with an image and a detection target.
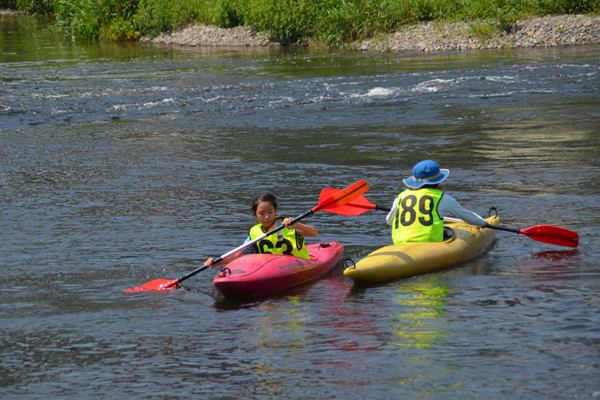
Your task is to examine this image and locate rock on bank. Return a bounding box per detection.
[140,24,278,47]
[142,14,600,52]
[357,14,600,52]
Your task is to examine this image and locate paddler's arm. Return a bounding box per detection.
[204,236,254,268]
[204,235,254,268]
[438,194,488,227]
[282,218,318,237]
[386,199,399,225]
[204,250,245,268]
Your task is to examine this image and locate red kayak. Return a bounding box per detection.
[213,242,344,297]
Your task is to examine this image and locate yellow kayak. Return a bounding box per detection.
[344,215,499,283]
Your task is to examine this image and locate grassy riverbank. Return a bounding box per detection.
[3,0,599,44]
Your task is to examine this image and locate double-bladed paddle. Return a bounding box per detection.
[124,180,370,293]
[319,189,579,248]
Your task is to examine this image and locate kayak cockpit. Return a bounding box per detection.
[443,226,456,242]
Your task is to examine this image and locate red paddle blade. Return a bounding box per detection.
[123,279,180,293]
[319,188,376,216]
[521,225,579,248]
[312,180,369,213]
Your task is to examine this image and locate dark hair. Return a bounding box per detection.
[251,193,278,215]
[420,184,441,189]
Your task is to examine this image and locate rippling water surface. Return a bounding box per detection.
[1,15,599,399]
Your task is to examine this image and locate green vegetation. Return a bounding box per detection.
[0,0,53,14]
[1,0,16,10]
[7,0,600,44]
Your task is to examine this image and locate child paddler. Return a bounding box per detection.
[387,160,488,244]
[204,193,318,268]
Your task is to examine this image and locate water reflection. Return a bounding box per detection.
[389,280,450,349]
[523,250,581,288]
[319,276,382,354]
[529,249,579,270]
[212,277,322,311]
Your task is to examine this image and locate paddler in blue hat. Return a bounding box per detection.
[387,160,488,244]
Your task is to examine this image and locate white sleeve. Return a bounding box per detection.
[386,198,398,225]
[241,235,254,253]
[437,194,488,227]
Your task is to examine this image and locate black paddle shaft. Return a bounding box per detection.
[485,225,520,234]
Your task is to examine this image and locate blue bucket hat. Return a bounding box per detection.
[403,160,449,188]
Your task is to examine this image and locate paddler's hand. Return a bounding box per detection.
[282,218,318,237]
[282,218,296,229]
[204,258,216,268]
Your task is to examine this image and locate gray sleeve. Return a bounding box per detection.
[437,194,488,227]
[386,198,398,225]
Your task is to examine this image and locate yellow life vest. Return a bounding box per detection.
[249,219,310,259]
[391,188,444,244]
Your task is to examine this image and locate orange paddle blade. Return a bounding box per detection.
[318,189,376,216]
[312,180,369,213]
[521,225,579,248]
[123,279,180,293]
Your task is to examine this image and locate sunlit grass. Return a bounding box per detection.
[9,0,600,43]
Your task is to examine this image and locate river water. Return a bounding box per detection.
[1,15,599,399]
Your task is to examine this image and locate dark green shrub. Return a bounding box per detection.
[1,0,18,9]
[244,0,321,44]
[213,0,247,28]
[15,0,54,14]
[533,0,600,13]
[54,0,141,40]
[54,0,102,38]
[314,0,413,44]
[133,0,214,37]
